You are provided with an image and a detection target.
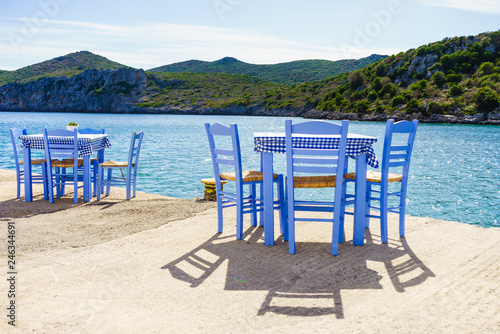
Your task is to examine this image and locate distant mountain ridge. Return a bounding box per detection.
[0,51,126,85]
[148,54,387,85]
[0,30,499,125]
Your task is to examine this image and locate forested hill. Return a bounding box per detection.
[0,51,125,86]
[0,31,499,124]
[296,30,500,122]
[147,54,387,85]
[138,30,500,124]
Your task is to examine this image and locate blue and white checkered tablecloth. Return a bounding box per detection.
[20,135,112,158]
[254,133,379,168]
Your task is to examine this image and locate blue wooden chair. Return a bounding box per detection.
[205,123,285,240]
[9,128,48,200]
[96,131,144,200]
[285,120,349,256]
[63,128,105,196]
[43,128,83,204]
[343,119,419,243]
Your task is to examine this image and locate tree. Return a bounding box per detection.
[431,71,446,88]
[474,86,500,113]
[367,90,378,101]
[478,62,495,75]
[371,77,383,92]
[348,70,364,90]
[449,84,464,97]
[391,95,405,107]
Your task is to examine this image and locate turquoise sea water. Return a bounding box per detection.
[1,111,499,228]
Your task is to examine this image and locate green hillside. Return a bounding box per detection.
[148,54,387,85]
[303,31,500,117]
[138,72,282,109]
[0,51,126,85]
[140,31,500,118]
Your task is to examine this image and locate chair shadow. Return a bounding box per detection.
[0,192,80,219]
[161,226,434,319]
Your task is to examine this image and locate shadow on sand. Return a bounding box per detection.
[162,226,434,319]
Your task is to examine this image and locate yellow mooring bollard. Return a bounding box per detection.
[200,178,227,201]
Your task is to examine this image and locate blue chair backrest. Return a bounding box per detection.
[285,120,349,179]
[380,119,419,183]
[205,123,243,189]
[78,128,105,134]
[42,128,79,163]
[9,128,27,169]
[128,132,144,172]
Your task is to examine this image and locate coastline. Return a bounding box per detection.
[2,108,500,125]
[0,168,499,333]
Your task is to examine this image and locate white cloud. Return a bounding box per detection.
[419,0,500,14]
[0,19,399,70]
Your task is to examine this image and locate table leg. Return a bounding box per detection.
[23,147,33,202]
[262,152,274,246]
[353,153,368,246]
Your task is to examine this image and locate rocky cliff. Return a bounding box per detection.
[0,68,146,113]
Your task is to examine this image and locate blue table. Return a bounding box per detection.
[19,134,111,202]
[254,132,379,247]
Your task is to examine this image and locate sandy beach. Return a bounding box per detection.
[0,168,499,333]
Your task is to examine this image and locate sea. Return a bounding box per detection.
[1,111,499,229]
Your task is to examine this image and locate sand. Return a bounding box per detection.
[0,169,498,333]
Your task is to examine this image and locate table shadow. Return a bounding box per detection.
[161,226,434,319]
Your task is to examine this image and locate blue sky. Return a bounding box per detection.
[1,0,499,70]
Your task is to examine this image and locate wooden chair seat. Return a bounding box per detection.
[293,175,338,188]
[99,160,135,168]
[51,159,84,168]
[220,170,277,182]
[20,158,48,165]
[64,157,99,163]
[344,170,402,183]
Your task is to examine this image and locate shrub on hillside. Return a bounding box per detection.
[431,71,447,87]
[427,101,443,115]
[405,98,422,113]
[478,62,495,75]
[367,90,378,101]
[474,86,500,113]
[449,84,464,96]
[348,70,364,90]
[380,83,398,98]
[391,95,405,107]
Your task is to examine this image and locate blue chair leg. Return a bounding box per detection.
[126,179,131,200]
[92,160,98,196]
[287,187,296,254]
[399,187,407,238]
[250,183,257,227]
[96,165,103,201]
[106,169,112,196]
[16,171,22,199]
[236,185,244,240]
[42,162,48,200]
[338,183,347,244]
[380,184,389,243]
[60,167,66,196]
[216,196,223,233]
[132,177,137,198]
[55,167,62,199]
[277,175,286,237]
[365,183,372,229]
[73,169,78,204]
